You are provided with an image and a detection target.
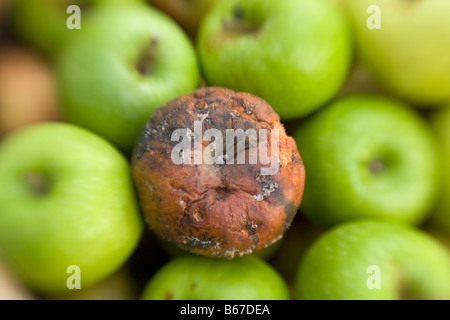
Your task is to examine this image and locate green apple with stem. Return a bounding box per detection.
[293,95,440,228]
[197,0,353,119]
[141,255,290,300]
[427,106,450,232]
[296,220,450,300]
[345,0,450,106]
[56,1,200,154]
[0,123,143,295]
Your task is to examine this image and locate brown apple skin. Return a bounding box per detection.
[0,46,61,137]
[132,87,305,259]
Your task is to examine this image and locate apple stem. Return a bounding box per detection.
[137,36,159,76]
[24,172,49,196]
[223,6,261,36]
[368,158,385,174]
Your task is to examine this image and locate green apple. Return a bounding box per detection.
[56,1,200,154]
[9,0,141,56]
[150,0,217,40]
[427,106,450,232]
[0,46,61,138]
[0,123,143,295]
[141,255,290,300]
[293,95,440,228]
[345,0,450,106]
[197,0,353,119]
[296,220,450,300]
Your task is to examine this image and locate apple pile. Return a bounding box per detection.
[0,0,449,301]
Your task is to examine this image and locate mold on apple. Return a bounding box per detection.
[132,87,305,259]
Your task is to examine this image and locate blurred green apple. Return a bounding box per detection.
[296,220,450,300]
[56,1,200,154]
[197,0,352,119]
[293,95,440,228]
[345,0,450,106]
[141,255,290,300]
[0,123,143,295]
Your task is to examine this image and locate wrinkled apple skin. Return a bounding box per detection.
[132,87,305,259]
